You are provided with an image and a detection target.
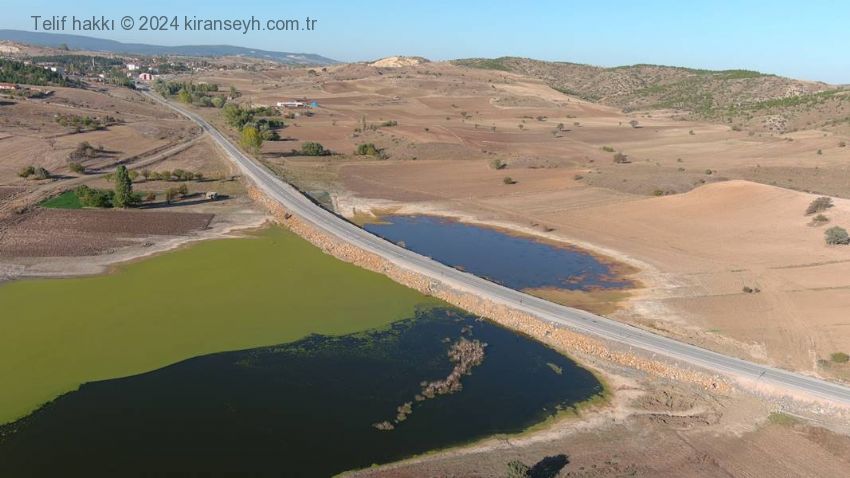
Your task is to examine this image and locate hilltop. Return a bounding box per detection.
[453,57,850,132]
[0,30,337,66]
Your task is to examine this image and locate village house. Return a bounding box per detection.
[0,82,19,90]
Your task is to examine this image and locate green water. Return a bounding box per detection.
[0,227,429,425]
[0,308,603,477]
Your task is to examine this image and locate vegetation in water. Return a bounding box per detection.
[0,227,429,425]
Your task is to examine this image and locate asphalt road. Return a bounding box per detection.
[148,92,850,407]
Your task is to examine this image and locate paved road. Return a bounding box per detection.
[148,92,850,407]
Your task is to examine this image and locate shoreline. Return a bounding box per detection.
[0,210,271,284]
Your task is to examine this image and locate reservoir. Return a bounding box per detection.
[365,215,632,290]
[0,307,602,477]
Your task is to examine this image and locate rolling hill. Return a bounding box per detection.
[0,30,337,66]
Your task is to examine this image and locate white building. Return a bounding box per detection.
[126,64,139,71]
[277,100,305,108]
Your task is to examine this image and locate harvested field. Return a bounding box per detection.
[191,60,850,379]
[0,208,213,257]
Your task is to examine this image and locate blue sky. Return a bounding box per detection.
[6,0,850,83]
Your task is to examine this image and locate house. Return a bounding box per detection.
[138,73,153,81]
[0,82,18,90]
[126,63,139,71]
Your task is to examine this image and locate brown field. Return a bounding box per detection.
[0,81,266,273]
[0,208,213,257]
[186,61,850,380]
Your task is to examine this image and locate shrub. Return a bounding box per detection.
[705,169,713,175]
[840,141,847,148]
[177,183,189,197]
[601,146,615,153]
[32,167,51,180]
[831,352,850,363]
[301,142,327,156]
[812,214,829,224]
[69,161,85,174]
[806,196,833,215]
[74,185,113,208]
[18,165,35,178]
[489,159,506,170]
[629,119,640,128]
[817,149,823,155]
[165,187,179,203]
[506,460,530,478]
[825,226,850,245]
[503,176,517,185]
[613,152,630,164]
[355,143,381,157]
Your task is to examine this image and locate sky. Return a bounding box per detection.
[5,0,850,83]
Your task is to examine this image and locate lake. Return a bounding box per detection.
[365,215,632,291]
[0,307,602,477]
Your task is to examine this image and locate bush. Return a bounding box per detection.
[355,143,381,157]
[831,352,850,363]
[301,142,327,156]
[613,152,630,164]
[806,196,833,215]
[32,167,51,180]
[601,146,615,153]
[503,176,517,185]
[489,159,506,170]
[825,226,850,245]
[69,161,86,174]
[506,460,530,478]
[74,185,113,208]
[177,183,189,197]
[18,165,35,178]
[840,141,847,148]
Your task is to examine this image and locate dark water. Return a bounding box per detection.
[0,307,602,477]
[365,215,630,290]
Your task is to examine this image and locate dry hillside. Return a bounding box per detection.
[453,57,850,133]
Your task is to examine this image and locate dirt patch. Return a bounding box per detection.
[0,208,213,257]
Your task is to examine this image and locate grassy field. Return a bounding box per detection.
[0,226,433,425]
[39,190,82,209]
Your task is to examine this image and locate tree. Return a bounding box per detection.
[240,126,263,156]
[113,165,134,208]
[177,88,192,104]
[806,196,833,215]
[32,167,51,180]
[825,226,850,245]
[210,96,225,108]
[301,142,327,156]
[18,165,35,178]
[355,143,380,156]
[506,460,530,478]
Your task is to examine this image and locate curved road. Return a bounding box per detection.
[147,92,850,407]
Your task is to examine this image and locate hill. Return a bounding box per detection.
[0,30,337,66]
[453,57,850,133]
